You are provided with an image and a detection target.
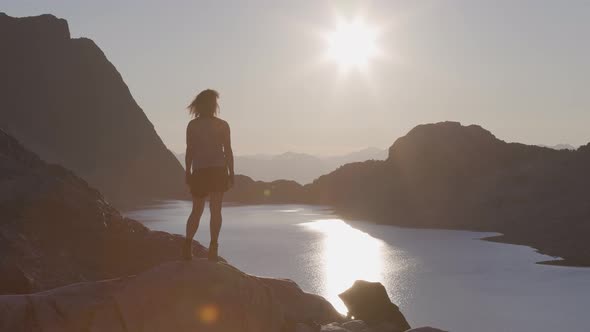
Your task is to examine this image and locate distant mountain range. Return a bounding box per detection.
[176,147,387,184]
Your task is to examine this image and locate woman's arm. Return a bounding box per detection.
[185,122,193,184]
[223,121,235,187]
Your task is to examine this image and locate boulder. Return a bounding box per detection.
[338,280,410,331]
[0,259,339,332]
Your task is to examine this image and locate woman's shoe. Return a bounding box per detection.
[208,242,219,262]
[183,240,193,260]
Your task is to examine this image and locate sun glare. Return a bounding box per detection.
[300,219,384,313]
[325,18,380,72]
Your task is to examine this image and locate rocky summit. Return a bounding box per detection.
[0,260,341,332]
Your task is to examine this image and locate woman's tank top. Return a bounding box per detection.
[187,117,227,170]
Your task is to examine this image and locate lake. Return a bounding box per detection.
[126,201,590,332]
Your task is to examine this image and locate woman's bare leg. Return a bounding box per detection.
[184,196,206,259]
[209,192,224,245]
[208,192,224,261]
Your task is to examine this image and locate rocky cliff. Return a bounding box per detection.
[0,13,186,208]
[308,122,590,266]
[0,129,208,294]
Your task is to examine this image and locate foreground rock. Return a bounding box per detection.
[0,260,341,332]
[338,281,411,332]
[0,129,208,294]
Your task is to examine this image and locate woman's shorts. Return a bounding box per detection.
[189,167,229,198]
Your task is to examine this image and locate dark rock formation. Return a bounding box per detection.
[0,129,208,294]
[0,260,341,332]
[308,122,590,266]
[0,13,186,208]
[225,175,310,204]
[339,280,411,332]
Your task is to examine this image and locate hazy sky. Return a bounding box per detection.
[4,1,590,155]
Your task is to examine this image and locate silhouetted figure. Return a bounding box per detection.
[183,89,234,261]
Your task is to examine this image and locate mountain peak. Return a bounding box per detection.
[0,13,185,208]
[0,13,70,41]
[388,121,498,161]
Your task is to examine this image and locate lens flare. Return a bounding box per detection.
[196,304,219,324]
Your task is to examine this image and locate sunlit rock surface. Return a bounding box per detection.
[0,260,340,332]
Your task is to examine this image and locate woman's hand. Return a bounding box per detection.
[185,171,191,185]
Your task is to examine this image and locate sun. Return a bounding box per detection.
[325,18,380,72]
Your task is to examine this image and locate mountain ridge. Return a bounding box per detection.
[0,13,187,209]
[308,121,590,266]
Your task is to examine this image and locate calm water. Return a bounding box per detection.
[126,202,590,332]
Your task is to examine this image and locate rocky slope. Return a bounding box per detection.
[0,13,186,208]
[308,122,590,266]
[0,129,209,294]
[0,260,343,332]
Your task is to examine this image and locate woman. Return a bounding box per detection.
[184,89,234,262]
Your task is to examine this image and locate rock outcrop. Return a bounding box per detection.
[338,281,411,332]
[0,13,186,208]
[0,129,207,294]
[0,260,341,332]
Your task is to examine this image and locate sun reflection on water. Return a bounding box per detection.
[300,219,385,313]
